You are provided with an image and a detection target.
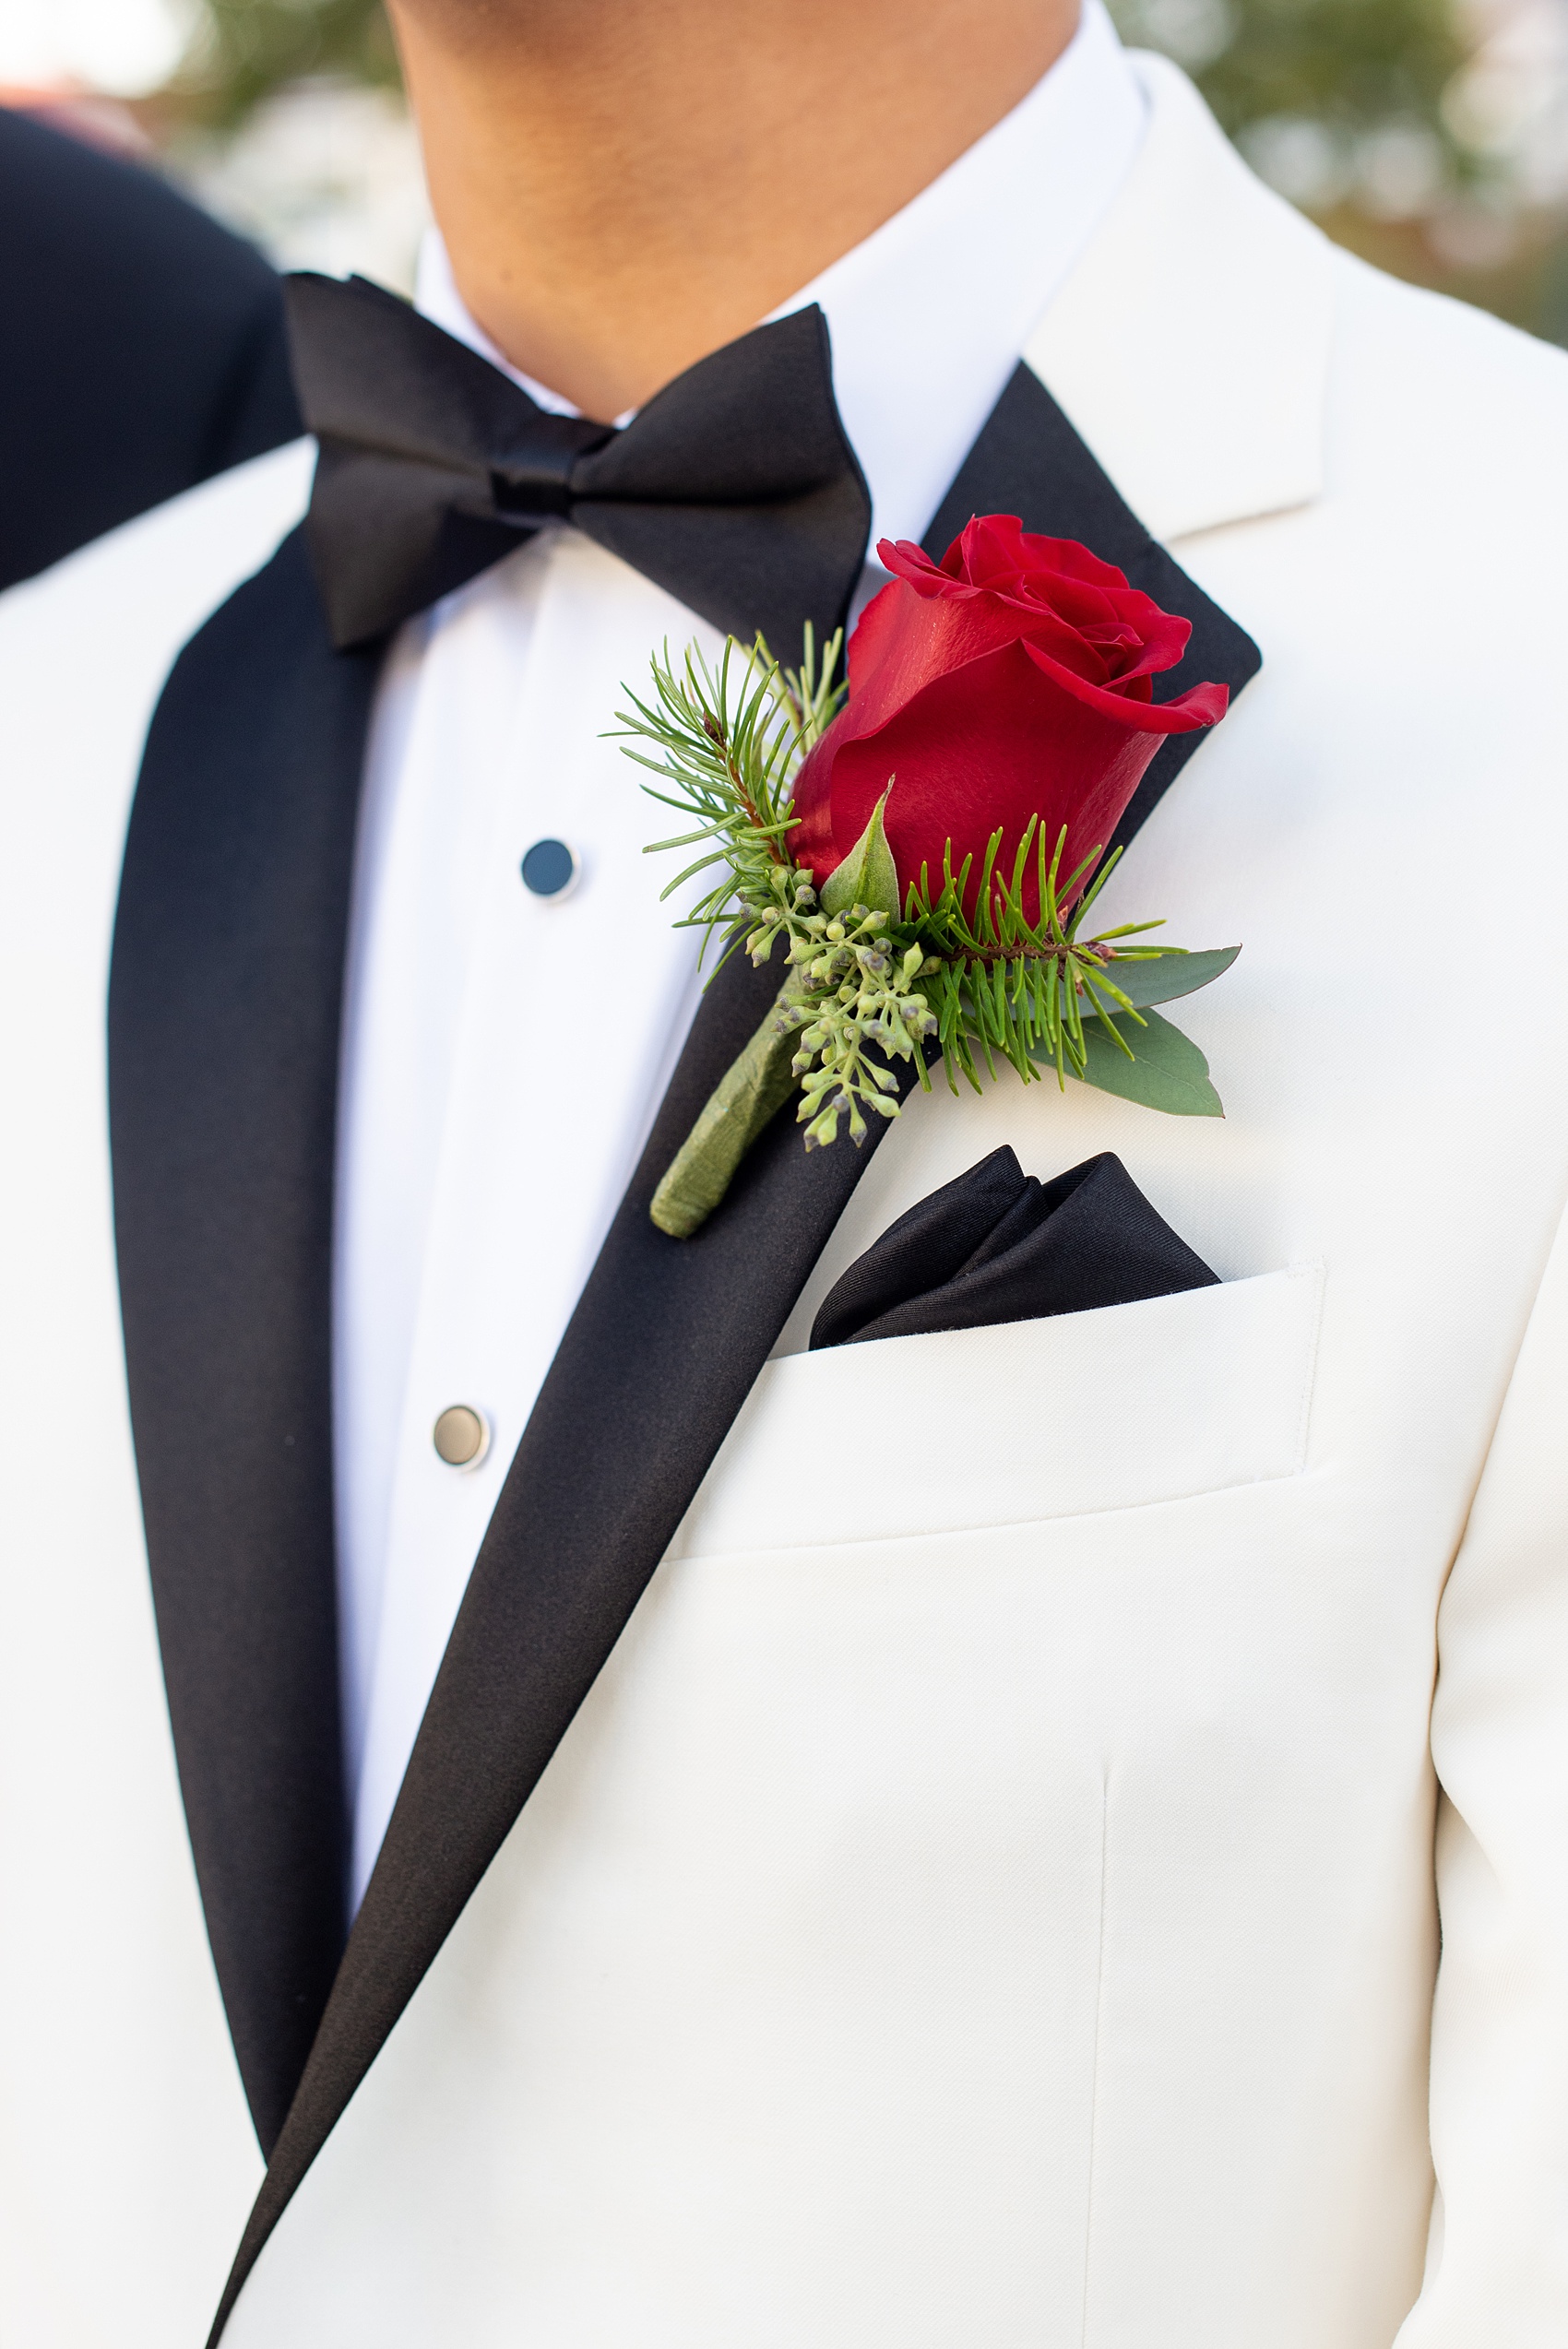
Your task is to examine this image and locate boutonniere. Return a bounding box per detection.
[616,514,1240,1238]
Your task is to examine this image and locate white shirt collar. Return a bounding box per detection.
[415,0,1145,552]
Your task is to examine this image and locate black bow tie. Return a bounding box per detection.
[281,272,872,662]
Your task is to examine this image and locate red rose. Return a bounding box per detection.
[790,515,1229,919]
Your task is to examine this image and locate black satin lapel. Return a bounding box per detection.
[208,943,915,2342]
[921,362,1262,855]
[109,526,381,2157]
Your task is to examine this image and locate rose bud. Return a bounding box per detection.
[790,514,1229,921]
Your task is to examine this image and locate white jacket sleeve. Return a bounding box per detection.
[1397,1198,1568,2343]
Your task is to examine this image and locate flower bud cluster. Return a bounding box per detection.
[735,885,943,1151]
[737,860,819,970]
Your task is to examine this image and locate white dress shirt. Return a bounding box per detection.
[336,0,1146,1906]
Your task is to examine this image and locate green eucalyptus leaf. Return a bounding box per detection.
[821,789,900,920]
[1068,1005,1224,1118]
[1084,943,1240,1011]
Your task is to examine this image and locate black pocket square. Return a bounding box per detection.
[810,1146,1218,1349]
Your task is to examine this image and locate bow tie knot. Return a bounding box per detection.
[282,272,872,662]
[491,416,612,517]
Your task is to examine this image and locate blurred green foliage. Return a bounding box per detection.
[179,0,399,125]
[1149,0,1465,138]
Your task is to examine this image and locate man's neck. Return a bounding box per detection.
[386,0,1080,421]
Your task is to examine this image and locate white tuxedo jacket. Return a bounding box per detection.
[4,55,1568,2349]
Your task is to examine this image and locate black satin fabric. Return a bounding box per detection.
[812,1146,1218,1349]
[109,532,372,2158]
[282,272,872,664]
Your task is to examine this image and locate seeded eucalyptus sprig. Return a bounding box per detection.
[611,634,1240,1238]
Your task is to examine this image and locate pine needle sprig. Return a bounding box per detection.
[611,627,845,966]
[901,815,1174,1099]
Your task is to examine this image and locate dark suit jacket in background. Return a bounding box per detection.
[0,107,303,592]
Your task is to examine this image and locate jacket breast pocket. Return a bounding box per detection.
[669,1263,1325,1560]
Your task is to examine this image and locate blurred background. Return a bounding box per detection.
[2,0,1566,343]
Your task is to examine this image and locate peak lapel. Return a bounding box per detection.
[109,527,383,2156]
[208,362,1263,2337]
[922,361,1261,853]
